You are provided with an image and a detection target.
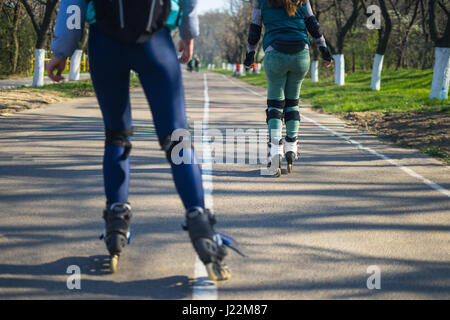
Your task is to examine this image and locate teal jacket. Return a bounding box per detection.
[258,0,310,51]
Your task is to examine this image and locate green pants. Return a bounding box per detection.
[264,48,310,141]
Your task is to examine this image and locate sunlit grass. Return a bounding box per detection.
[215,69,449,113]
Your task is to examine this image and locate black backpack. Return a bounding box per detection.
[89,0,172,44]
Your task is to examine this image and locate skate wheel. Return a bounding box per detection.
[274,168,281,177]
[110,255,119,273]
[205,262,231,281]
[287,163,293,174]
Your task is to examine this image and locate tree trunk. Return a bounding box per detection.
[334,54,345,85]
[11,3,21,74]
[311,60,319,82]
[429,0,450,99]
[430,47,450,99]
[332,0,361,85]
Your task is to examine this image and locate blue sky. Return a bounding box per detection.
[197,0,227,14]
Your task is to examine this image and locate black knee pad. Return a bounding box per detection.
[284,99,300,123]
[105,128,133,160]
[266,100,285,124]
[285,99,299,108]
[284,110,300,122]
[160,129,194,164]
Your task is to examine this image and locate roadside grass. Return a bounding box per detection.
[420,146,450,163]
[19,76,141,98]
[215,69,449,113]
[214,68,449,164]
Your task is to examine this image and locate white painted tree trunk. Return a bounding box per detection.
[32,49,45,87]
[371,53,384,91]
[333,54,345,85]
[430,47,450,99]
[311,60,319,82]
[69,49,83,81]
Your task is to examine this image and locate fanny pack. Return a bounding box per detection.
[271,39,307,54]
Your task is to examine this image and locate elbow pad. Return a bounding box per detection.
[305,16,323,39]
[248,23,262,46]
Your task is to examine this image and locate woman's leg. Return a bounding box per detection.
[88,24,133,206]
[284,49,310,140]
[131,28,204,210]
[264,50,288,143]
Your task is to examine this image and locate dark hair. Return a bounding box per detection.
[267,0,305,16]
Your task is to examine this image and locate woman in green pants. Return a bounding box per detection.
[244,0,332,176]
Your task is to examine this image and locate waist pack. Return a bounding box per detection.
[272,38,307,54]
[88,0,181,44]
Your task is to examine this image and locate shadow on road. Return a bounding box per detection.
[0,256,192,299]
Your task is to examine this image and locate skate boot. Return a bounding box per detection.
[100,203,132,273]
[183,207,230,281]
[267,140,283,177]
[284,136,298,174]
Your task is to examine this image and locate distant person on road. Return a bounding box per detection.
[45,0,230,281]
[194,56,200,72]
[187,58,194,72]
[244,0,333,176]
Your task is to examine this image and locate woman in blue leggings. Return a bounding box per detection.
[46,0,229,280]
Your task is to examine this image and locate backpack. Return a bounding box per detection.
[166,0,182,31]
[89,0,173,44]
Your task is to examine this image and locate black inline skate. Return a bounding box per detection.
[183,207,230,281]
[100,203,132,273]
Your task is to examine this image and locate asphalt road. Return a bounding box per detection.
[0,70,449,300]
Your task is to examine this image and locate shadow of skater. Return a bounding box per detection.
[0,256,193,299]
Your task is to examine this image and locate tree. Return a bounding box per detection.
[428,0,450,99]
[20,0,58,86]
[330,0,362,85]
[361,0,392,90]
[309,0,335,82]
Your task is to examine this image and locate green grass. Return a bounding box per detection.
[420,146,450,163]
[215,69,450,113]
[22,76,142,98]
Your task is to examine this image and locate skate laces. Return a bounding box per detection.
[183,207,247,258]
[215,232,247,258]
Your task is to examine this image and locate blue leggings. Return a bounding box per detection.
[88,24,204,210]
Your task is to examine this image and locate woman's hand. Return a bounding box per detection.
[179,39,194,64]
[319,46,333,68]
[46,57,66,82]
[323,59,332,68]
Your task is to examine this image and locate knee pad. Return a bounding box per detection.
[266,100,285,124]
[284,99,300,122]
[160,129,194,165]
[105,128,133,160]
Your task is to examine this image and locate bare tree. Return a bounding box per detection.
[361,0,392,90]
[331,0,362,85]
[20,0,58,86]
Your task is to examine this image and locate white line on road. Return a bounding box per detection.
[220,73,450,198]
[192,73,218,300]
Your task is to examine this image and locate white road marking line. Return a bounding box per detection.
[192,73,218,300]
[219,73,450,198]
